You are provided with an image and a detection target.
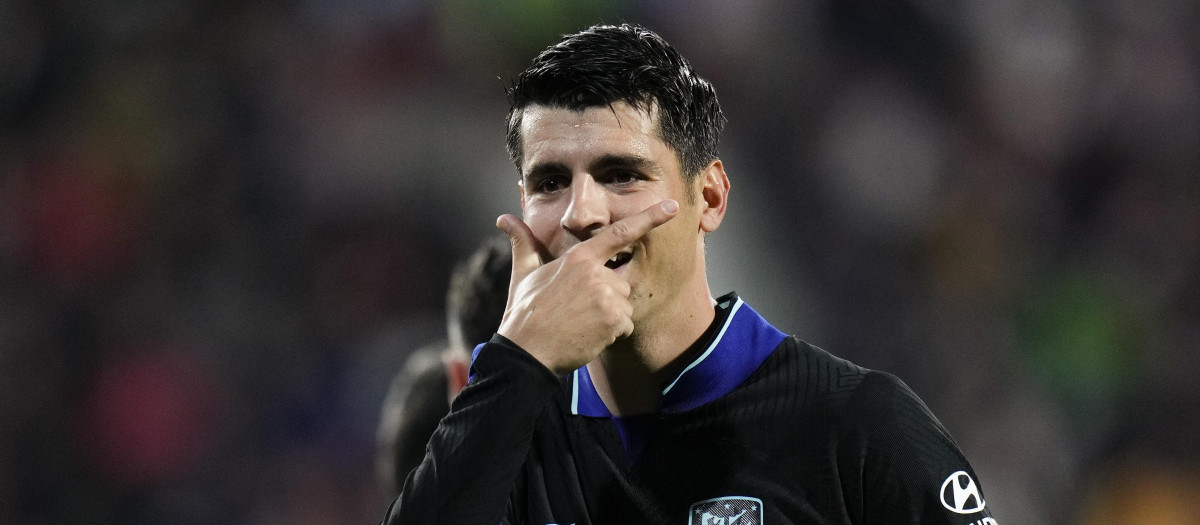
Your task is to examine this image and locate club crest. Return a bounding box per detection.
[688,496,762,525]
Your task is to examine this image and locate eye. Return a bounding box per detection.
[607,170,642,186]
[532,176,567,194]
[612,171,637,183]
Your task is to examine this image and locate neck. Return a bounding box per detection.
[587,282,716,416]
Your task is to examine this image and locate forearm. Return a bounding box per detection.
[383,336,562,525]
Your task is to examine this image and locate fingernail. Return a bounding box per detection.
[661,200,679,214]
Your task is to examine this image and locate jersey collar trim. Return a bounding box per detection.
[570,293,787,417]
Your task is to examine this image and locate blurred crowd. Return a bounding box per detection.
[1,1,1197,524]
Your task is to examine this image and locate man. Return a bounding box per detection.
[375,235,511,497]
[384,23,996,524]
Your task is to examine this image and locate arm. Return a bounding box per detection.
[385,201,678,523]
[383,335,560,525]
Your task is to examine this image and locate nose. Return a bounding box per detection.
[560,175,607,239]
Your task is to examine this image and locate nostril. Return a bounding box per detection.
[562,220,605,242]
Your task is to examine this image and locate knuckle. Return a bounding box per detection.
[606,307,625,326]
[608,220,634,241]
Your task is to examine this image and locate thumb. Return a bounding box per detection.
[495,214,544,306]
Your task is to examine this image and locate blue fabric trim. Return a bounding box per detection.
[467,342,487,383]
[661,298,744,396]
[659,299,786,413]
[570,295,786,417]
[572,360,611,417]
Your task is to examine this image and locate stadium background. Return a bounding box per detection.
[1,1,1197,523]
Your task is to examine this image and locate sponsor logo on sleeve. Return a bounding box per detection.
[940,471,986,514]
[688,496,762,525]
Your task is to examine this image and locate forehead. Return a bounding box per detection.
[519,102,674,171]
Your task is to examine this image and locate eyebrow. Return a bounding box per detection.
[591,154,661,176]
[523,162,570,186]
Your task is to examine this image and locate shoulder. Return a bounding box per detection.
[794,344,990,518]
[765,339,992,518]
[383,346,451,424]
[739,336,872,409]
[762,338,955,446]
[717,325,994,519]
[740,336,968,472]
[377,345,453,494]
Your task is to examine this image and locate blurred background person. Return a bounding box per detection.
[375,234,510,498]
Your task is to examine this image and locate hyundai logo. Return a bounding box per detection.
[940,471,986,514]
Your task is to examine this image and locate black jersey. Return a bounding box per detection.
[384,293,997,524]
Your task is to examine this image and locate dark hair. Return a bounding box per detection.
[445,234,511,350]
[505,23,725,182]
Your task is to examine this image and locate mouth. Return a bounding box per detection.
[605,250,633,270]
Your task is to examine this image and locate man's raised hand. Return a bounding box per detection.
[495,200,679,374]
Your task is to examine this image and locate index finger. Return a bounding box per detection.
[576,199,679,259]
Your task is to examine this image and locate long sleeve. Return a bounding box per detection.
[383,335,562,525]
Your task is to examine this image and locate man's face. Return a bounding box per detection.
[517,102,708,326]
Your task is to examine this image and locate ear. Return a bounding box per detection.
[697,159,729,233]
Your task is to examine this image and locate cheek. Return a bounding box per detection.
[608,192,658,220]
[522,204,561,240]
[649,209,699,261]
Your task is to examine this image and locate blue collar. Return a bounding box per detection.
[570,293,787,416]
